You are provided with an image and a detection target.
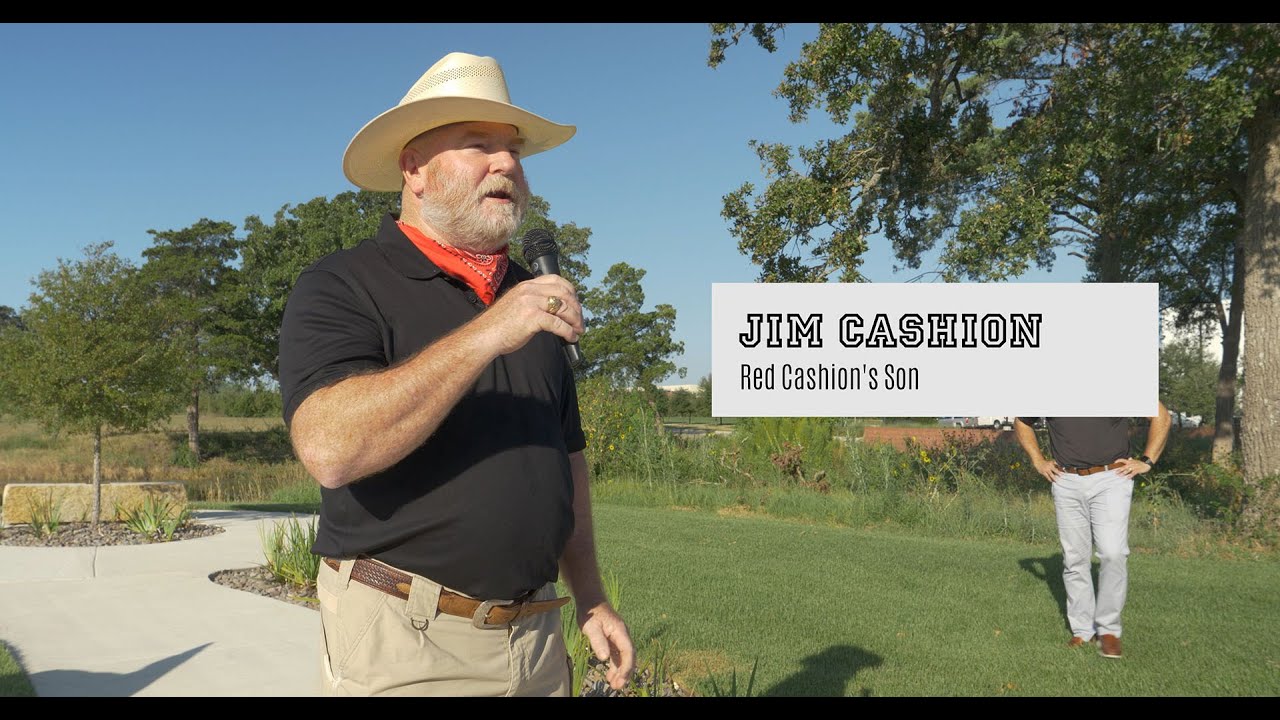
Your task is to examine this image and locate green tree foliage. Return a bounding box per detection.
[0,244,183,529]
[998,25,1249,465]
[141,218,247,463]
[0,306,21,415]
[663,389,698,417]
[0,305,23,331]
[654,376,713,419]
[1160,338,1221,424]
[696,374,714,417]
[710,23,1063,283]
[204,381,284,418]
[579,263,685,390]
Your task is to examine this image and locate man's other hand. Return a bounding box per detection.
[1114,457,1152,478]
[1035,458,1066,483]
[578,602,635,691]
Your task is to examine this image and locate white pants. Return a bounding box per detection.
[1050,469,1133,639]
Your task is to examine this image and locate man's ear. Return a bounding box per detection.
[400,146,427,196]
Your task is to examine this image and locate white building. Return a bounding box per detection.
[657,384,702,394]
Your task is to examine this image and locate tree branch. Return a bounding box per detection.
[1048,225,1096,239]
[1067,193,1099,213]
[1053,208,1096,232]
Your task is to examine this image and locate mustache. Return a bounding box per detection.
[476,175,527,204]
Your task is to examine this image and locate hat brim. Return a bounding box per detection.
[342,96,576,192]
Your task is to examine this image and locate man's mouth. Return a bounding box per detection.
[484,189,513,202]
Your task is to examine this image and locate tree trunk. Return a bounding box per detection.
[1212,235,1245,464]
[1092,231,1125,283]
[187,385,200,464]
[92,424,102,534]
[1240,96,1280,534]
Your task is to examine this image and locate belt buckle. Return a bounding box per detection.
[471,598,516,630]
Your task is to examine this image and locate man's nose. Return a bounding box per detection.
[489,150,520,175]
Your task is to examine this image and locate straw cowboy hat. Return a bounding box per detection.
[342,52,576,192]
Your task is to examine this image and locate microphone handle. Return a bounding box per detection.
[563,343,583,366]
[530,255,562,277]
[529,253,583,367]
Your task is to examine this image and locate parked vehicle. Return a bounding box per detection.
[963,416,1014,430]
[938,417,967,428]
[1173,412,1202,429]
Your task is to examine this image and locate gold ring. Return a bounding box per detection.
[546,296,563,315]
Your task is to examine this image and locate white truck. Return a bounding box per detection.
[964,416,1015,430]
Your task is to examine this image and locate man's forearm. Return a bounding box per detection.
[1143,402,1172,461]
[1014,420,1047,463]
[559,451,607,610]
[289,322,498,489]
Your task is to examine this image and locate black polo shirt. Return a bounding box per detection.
[279,213,585,600]
[1018,417,1131,469]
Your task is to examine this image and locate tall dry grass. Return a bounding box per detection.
[0,414,310,504]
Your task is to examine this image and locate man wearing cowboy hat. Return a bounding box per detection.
[278,52,634,696]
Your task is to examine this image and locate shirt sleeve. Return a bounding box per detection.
[560,368,587,454]
[279,268,386,426]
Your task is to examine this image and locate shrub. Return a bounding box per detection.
[205,386,283,418]
[733,417,840,485]
[120,495,191,542]
[259,515,319,588]
[577,378,682,483]
[28,489,63,539]
[901,434,1038,495]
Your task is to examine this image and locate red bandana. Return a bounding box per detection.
[397,221,509,305]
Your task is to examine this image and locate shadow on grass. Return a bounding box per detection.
[1019,554,1073,634]
[764,645,883,697]
[633,621,672,648]
[170,428,294,464]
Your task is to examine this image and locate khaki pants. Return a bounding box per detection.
[317,559,571,696]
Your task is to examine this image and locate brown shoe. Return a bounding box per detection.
[1098,634,1123,658]
[1067,636,1095,648]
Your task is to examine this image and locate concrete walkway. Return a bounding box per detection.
[0,510,320,696]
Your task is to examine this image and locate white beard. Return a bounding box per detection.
[419,165,530,253]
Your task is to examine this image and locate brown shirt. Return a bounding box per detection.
[1021,417,1131,468]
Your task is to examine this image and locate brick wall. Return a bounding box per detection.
[861,427,1017,451]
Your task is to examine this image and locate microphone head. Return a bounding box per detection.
[521,228,558,265]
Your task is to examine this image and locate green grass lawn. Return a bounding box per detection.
[588,503,1280,696]
[0,642,35,697]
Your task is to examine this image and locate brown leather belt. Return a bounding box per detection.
[1058,460,1127,476]
[322,558,569,629]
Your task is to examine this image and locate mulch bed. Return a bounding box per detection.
[208,565,320,611]
[0,521,224,547]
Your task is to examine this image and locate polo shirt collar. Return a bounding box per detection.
[373,212,442,280]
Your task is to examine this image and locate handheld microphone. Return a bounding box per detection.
[520,228,584,367]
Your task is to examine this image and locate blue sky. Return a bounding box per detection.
[0,23,1087,384]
